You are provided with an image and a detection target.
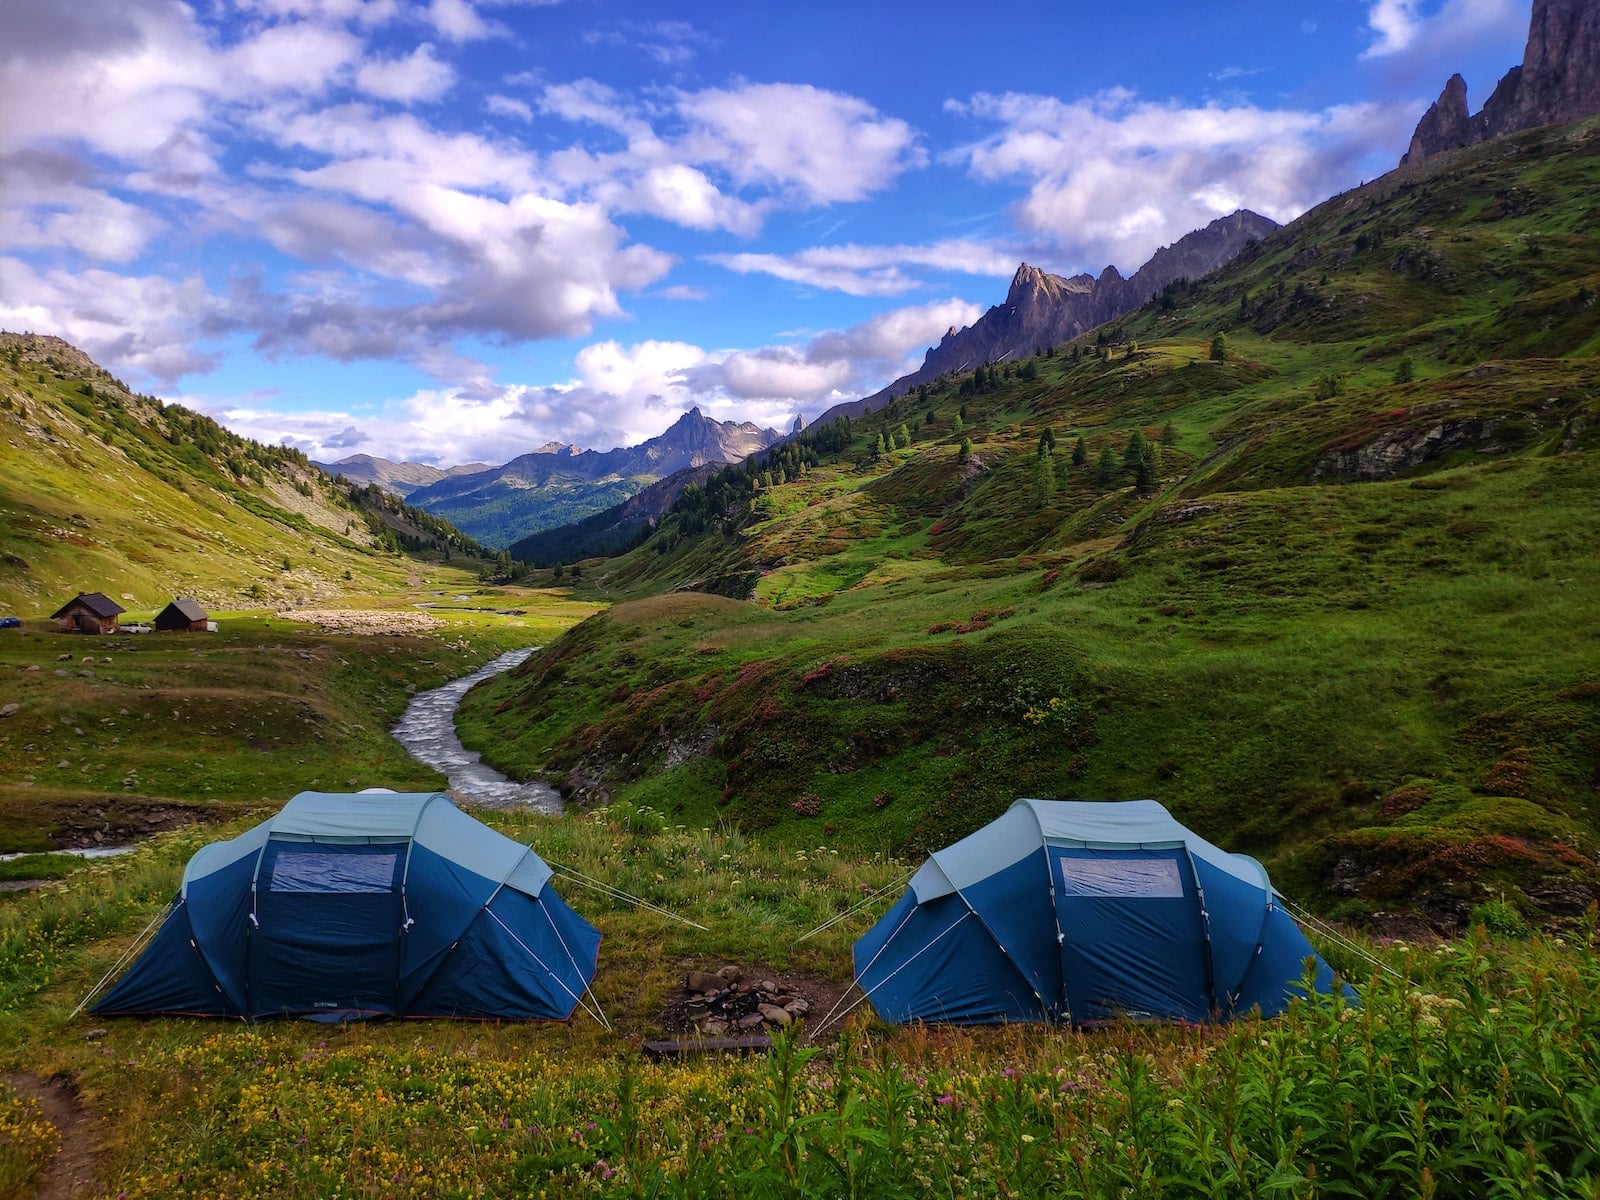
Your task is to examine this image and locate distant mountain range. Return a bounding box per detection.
[317,407,783,548]
[509,210,1278,564]
[313,454,493,498]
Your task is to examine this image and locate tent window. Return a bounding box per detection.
[269,851,399,894]
[1058,856,1183,898]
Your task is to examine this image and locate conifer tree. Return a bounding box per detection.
[1072,435,1088,467]
[1097,445,1118,485]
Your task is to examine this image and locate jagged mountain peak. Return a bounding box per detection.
[1402,0,1600,164]
[829,208,1276,417]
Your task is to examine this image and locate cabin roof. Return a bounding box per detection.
[51,592,126,619]
[163,597,208,622]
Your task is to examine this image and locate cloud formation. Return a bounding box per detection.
[183,295,983,464]
[708,240,1019,297]
[1361,0,1523,60]
[947,89,1416,271]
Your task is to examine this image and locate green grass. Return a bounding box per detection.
[457,121,1600,922]
[0,811,1595,1198]
[0,599,598,852]
[0,332,491,616]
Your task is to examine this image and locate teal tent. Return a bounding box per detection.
[92,791,601,1022]
[854,799,1348,1025]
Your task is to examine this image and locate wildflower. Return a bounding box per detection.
[936,1095,954,1105]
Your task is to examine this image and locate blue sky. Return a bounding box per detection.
[1,0,1531,465]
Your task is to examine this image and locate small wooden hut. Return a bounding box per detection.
[154,597,209,633]
[51,592,125,635]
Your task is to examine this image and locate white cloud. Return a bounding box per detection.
[1360,0,1524,61]
[538,79,925,235]
[678,83,924,205]
[708,239,1018,296]
[682,297,984,408]
[485,94,533,120]
[0,257,234,382]
[356,43,456,103]
[425,0,504,42]
[224,22,363,96]
[237,0,400,24]
[581,19,717,67]
[187,297,987,465]
[947,89,1416,270]
[1365,0,1426,56]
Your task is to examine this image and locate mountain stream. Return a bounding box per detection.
[392,648,564,813]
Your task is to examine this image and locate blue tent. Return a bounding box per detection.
[92,791,601,1022]
[854,799,1346,1025]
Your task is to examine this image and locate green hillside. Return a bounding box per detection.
[464,117,1600,928]
[0,332,489,617]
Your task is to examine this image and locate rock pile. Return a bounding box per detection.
[670,966,813,1037]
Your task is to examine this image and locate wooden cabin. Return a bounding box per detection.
[154,597,209,633]
[51,592,125,635]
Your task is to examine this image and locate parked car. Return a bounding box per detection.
[0,616,21,630]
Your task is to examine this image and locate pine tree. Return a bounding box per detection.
[1072,435,1088,467]
[1123,429,1148,467]
[1097,445,1118,485]
[1134,445,1158,494]
[958,437,973,464]
[1161,421,1178,447]
[1210,332,1228,363]
[1033,453,1055,506]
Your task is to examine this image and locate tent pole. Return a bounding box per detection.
[485,908,611,1030]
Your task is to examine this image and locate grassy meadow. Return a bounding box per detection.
[0,807,1595,1198]
[0,593,599,862]
[459,120,1600,929]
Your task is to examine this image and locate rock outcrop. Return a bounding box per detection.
[1402,0,1600,164]
[848,209,1278,411]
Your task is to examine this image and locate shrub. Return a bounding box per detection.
[791,793,823,817]
[1468,896,1530,938]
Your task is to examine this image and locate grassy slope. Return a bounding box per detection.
[463,118,1600,925]
[0,333,483,616]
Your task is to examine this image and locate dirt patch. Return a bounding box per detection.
[274,609,445,635]
[43,796,236,851]
[1,1072,97,1199]
[659,962,858,1043]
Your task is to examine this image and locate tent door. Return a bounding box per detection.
[249,842,406,1017]
[1050,846,1211,1023]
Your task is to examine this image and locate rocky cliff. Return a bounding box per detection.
[1402,0,1600,164]
[854,210,1278,410]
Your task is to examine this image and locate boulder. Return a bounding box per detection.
[757,1004,792,1028]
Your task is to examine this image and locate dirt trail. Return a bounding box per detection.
[2,1072,97,1199]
